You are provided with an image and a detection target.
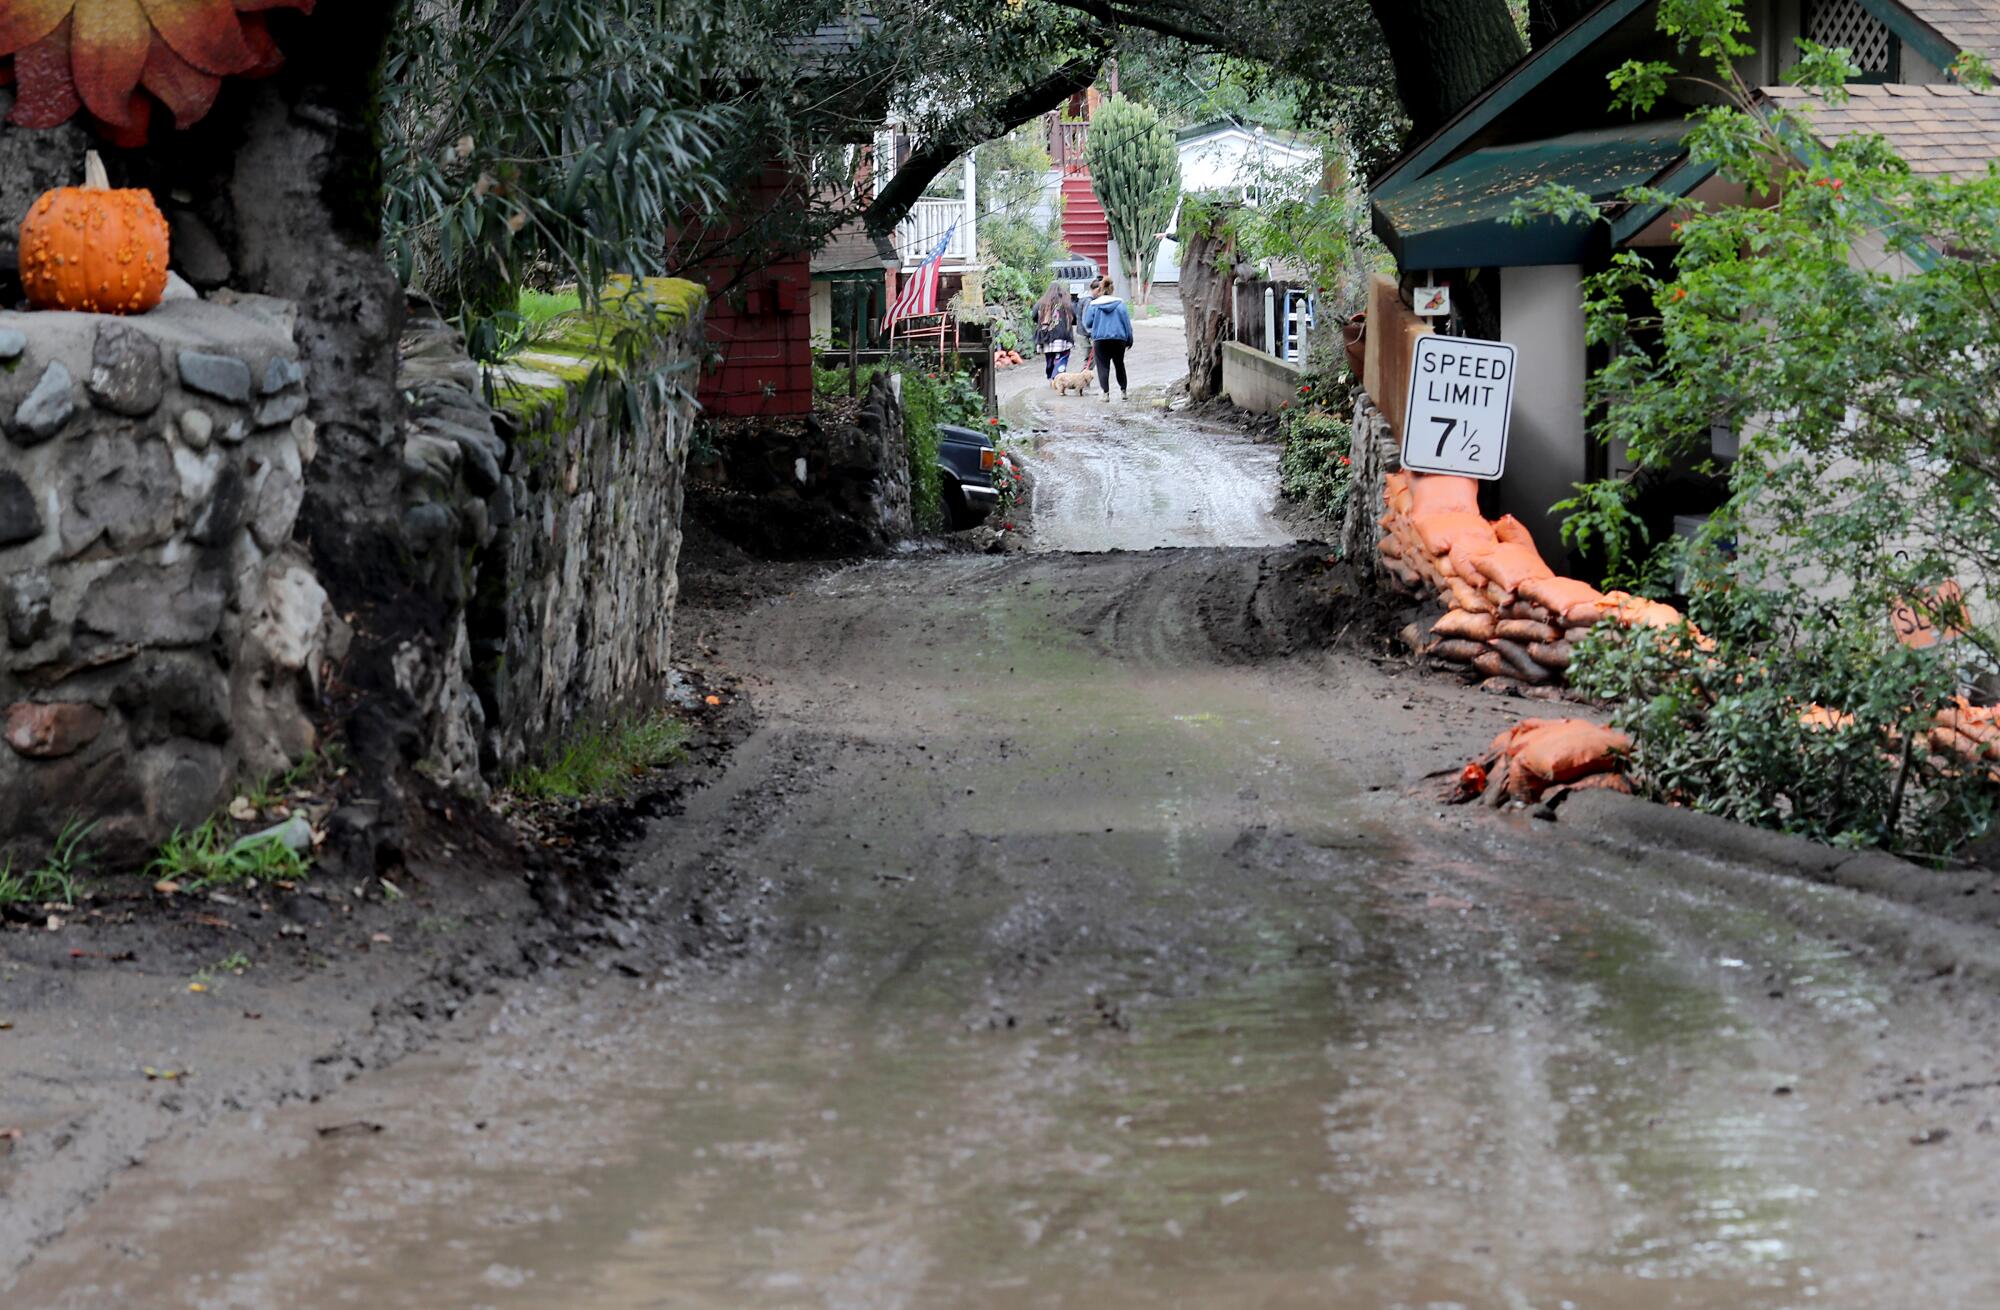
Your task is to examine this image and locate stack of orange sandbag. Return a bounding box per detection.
[1463,718,1633,805]
[1926,698,2000,764]
[1379,470,1694,688]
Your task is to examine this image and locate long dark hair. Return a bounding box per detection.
[1035,281,1068,324]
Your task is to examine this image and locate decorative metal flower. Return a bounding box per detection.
[0,0,314,145]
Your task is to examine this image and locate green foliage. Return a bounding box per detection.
[1572,586,1992,852]
[508,714,692,801]
[379,0,736,357]
[1086,97,1181,303]
[150,820,309,891]
[899,368,945,532]
[1277,401,1355,526]
[1518,0,2000,852]
[1182,140,1390,321]
[811,359,990,531]
[0,818,95,907]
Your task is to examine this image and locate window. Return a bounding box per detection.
[1808,0,1900,82]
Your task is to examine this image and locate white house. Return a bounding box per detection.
[1152,119,1319,286]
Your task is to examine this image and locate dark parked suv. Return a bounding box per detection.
[937,423,1001,529]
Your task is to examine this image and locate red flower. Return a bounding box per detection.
[1338,455,1351,466]
[1671,287,1687,302]
[988,417,999,425]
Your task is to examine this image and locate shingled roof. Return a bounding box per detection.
[1903,0,2000,57]
[1763,82,2000,174]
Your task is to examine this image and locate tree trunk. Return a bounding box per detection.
[1365,0,1526,139]
[1181,221,1236,404]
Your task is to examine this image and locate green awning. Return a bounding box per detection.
[1373,120,1689,270]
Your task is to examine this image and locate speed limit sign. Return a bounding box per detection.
[1401,334,1516,480]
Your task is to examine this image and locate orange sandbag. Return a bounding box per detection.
[1378,534,1405,560]
[1433,609,1498,641]
[1799,705,1855,731]
[1496,618,1560,644]
[1492,514,1535,547]
[1412,512,1497,560]
[1517,576,1605,621]
[1609,595,1684,630]
[1489,638,1552,684]
[1509,719,1632,783]
[1564,772,1634,795]
[1473,650,1512,680]
[1408,473,1480,516]
[1447,578,1496,614]
[1430,639,1488,664]
[1465,541,1554,593]
[1527,639,1572,670]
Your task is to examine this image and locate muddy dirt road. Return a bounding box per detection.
[15,545,2000,1308]
[1004,310,1295,553]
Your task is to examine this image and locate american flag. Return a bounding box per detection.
[886,221,956,326]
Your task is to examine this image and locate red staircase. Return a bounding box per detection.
[1060,174,1111,278]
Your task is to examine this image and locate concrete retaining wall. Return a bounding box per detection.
[1221,341,1301,415]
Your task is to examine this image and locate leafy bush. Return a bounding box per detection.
[1277,404,1353,526]
[380,0,735,357]
[810,361,970,532]
[1572,581,1993,852]
[1516,0,2000,853]
[900,372,945,532]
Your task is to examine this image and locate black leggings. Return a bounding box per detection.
[1094,339,1128,394]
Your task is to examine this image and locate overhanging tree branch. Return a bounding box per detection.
[863,42,1110,235]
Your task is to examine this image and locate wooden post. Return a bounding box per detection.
[848,282,861,397]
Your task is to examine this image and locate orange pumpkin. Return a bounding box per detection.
[18,153,171,315]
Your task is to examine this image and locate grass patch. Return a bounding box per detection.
[518,287,584,329]
[150,819,309,890]
[239,747,343,812]
[508,714,691,801]
[0,817,97,907]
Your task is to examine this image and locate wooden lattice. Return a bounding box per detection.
[1809,0,1895,72]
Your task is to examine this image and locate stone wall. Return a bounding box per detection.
[476,283,708,774]
[1340,390,1399,574]
[392,281,708,784]
[0,298,340,863]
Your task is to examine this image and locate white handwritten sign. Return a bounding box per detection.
[1400,334,1516,480]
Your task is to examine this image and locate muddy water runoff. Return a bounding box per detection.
[17,444,2000,1304]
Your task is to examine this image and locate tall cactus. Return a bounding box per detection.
[1086,97,1181,305]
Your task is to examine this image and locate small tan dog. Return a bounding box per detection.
[1050,370,1093,396]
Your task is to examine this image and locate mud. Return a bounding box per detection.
[12,547,2000,1308]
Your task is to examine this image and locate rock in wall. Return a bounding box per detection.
[0,300,340,863]
[1340,390,1399,573]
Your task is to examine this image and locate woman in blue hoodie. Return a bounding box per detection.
[1081,277,1134,402]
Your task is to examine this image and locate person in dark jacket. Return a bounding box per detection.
[1081,277,1133,402]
